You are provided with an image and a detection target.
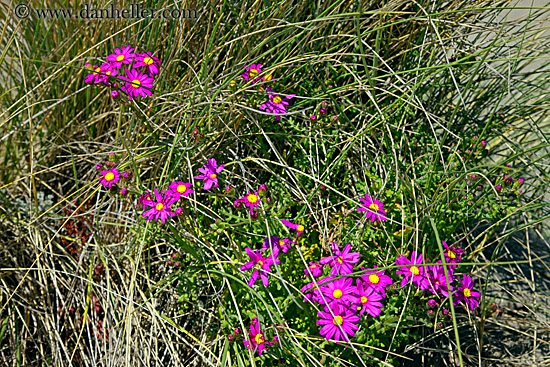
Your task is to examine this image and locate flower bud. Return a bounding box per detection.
[332,115,339,121]
[517,178,524,185]
[495,184,502,192]
[310,115,317,122]
[437,322,444,329]
[427,309,435,316]
[111,90,120,100]
[123,172,130,179]
[174,207,184,216]
[225,185,233,194]
[427,299,438,308]
[229,80,236,87]
[227,334,235,342]
[322,101,328,107]
[96,163,103,170]
[320,107,327,115]
[172,253,178,260]
[250,211,259,220]
[234,327,241,335]
[167,260,173,266]
[481,140,487,147]
[120,188,128,196]
[174,262,181,268]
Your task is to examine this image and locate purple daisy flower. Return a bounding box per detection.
[194,158,225,191]
[262,236,294,254]
[133,52,161,75]
[242,63,262,83]
[136,190,152,210]
[427,264,454,297]
[239,248,279,287]
[280,219,305,237]
[168,181,194,200]
[442,241,464,266]
[301,281,321,303]
[319,243,361,276]
[359,266,393,297]
[305,262,323,277]
[243,318,271,356]
[317,303,360,342]
[356,194,388,223]
[258,87,295,121]
[453,274,482,310]
[120,69,154,100]
[142,188,179,225]
[236,190,261,214]
[106,45,136,68]
[395,251,430,290]
[98,168,121,189]
[354,279,384,317]
[85,63,113,84]
[319,276,358,305]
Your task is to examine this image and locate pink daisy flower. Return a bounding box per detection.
[259,87,295,121]
[453,274,481,310]
[136,190,152,210]
[236,190,261,214]
[133,52,161,75]
[262,236,294,254]
[120,69,154,100]
[106,45,136,68]
[356,194,388,223]
[359,266,393,297]
[305,262,323,277]
[443,241,465,267]
[319,276,358,305]
[142,188,179,225]
[301,281,321,303]
[168,181,194,200]
[239,248,279,287]
[98,167,121,189]
[427,264,454,297]
[354,280,384,317]
[319,243,361,276]
[317,303,360,342]
[395,251,430,290]
[280,219,305,237]
[194,158,225,191]
[85,63,112,84]
[242,63,262,83]
[244,318,271,356]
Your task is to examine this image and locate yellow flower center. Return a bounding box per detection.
[177,184,187,194]
[143,57,154,65]
[254,333,264,344]
[310,264,316,268]
[297,225,305,232]
[210,173,217,179]
[146,196,151,200]
[249,68,258,77]
[279,240,285,246]
[247,194,258,203]
[131,79,141,86]
[448,250,457,259]
[332,289,343,299]
[337,256,343,264]
[369,274,380,284]
[116,54,125,62]
[104,172,115,181]
[93,67,101,75]
[229,80,236,87]
[369,203,380,212]
[463,288,471,298]
[410,266,420,276]
[361,296,368,304]
[273,96,282,104]
[257,260,263,267]
[332,316,343,326]
[155,203,164,211]
[106,71,112,76]
[264,74,273,81]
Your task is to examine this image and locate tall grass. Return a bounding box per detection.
[0,0,549,366]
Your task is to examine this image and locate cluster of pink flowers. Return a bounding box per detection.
[237,63,296,121]
[84,45,161,101]
[395,242,481,311]
[301,242,393,342]
[135,158,224,225]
